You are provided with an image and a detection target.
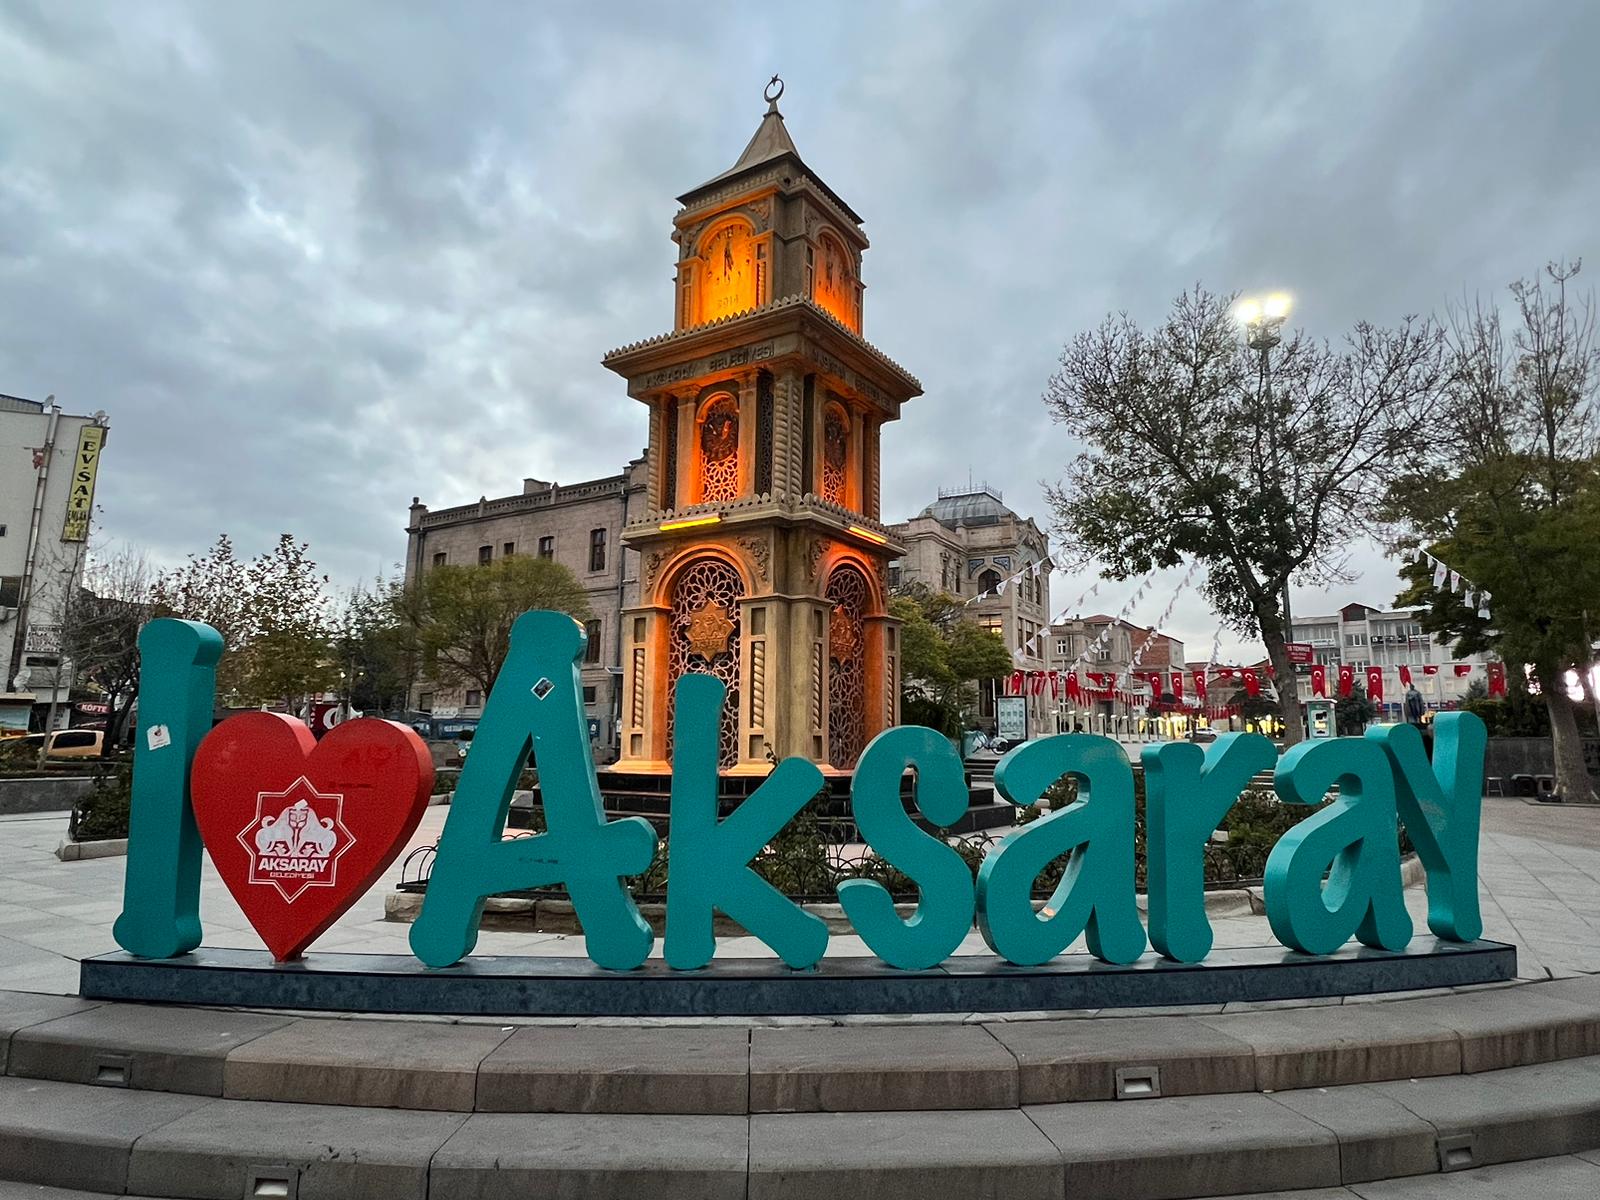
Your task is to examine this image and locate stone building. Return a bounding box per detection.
[402,460,646,757]
[1047,616,1185,732]
[887,484,1053,738]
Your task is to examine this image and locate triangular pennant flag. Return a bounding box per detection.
[1432,558,1448,589]
[1449,570,1462,592]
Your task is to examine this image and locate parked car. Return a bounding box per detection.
[0,729,105,764]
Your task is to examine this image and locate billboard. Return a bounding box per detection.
[61,423,106,543]
[1286,642,1315,665]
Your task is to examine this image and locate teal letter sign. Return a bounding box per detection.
[1264,738,1413,955]
[976,734,1146,966]
[114,619,222,959]
[838,726,975,970]
[1368,712,1486,941]
[1144,733,1277,962]
[664,674,829,970]
[411,613,657,970]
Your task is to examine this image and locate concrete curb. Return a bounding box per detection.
[52,837,128,862]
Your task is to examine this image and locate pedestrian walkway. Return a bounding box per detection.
[0,796,1595,996]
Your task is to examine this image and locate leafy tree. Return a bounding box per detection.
[1043,286,1446,745]
[62,546,154,753]
[401,554,591,698]
[1335,682,1379,735]
[152,533,336,708]
[1388,261,1600,801]
[889,586,1012,736]
[331,575,419,715]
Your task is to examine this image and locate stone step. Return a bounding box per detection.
[0,1057,1596,1199]
[4,975,1599,1116]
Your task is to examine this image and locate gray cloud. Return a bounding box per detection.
[1,0,1595,659]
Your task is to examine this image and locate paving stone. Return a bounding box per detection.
[1367,1056,1600,1168]
[125,1096,466,1200]
[1028,1091,1341,1198]
[1269,1084,1439,1183]
[1198,1003,1462,1091]
[222,1016,513,1110]
[475,1024,748,1113]
[0,1185,163,1198]
[748,1108,1062,1199]
[0,1076,212,1193]
[749,1023,1017,1111]
[1347,1153,1600,1196]
[8,1001,294,1095]
[984,1014,1256,1103]
[0,992,100,1073]
[1195,1190,1357,1199]
[431,1112,747,1199]
[1388,986,1600,1072]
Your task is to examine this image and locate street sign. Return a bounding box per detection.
[996,696,1027,742]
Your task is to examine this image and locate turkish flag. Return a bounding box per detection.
[1487,661,1507,697]
[1171,671,1185,703]
[1049,670,1059,699]
[1216,667,1236,682]
[1009,670,1024,696]
[1241,668,1261,696]
[1192,670,1208,701]
[1065,671,1081,700]
[1310,663,1327,697]
[1422,665,1439,676]
[1032,671,1048,695]
[1337,663,1355,697]
[1454,664,1472,677]
[1398,665,1413,687]
[1145,670,1165,698]
[1366,666,1385,702]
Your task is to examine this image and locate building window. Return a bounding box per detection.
[431,552,447,567]
[977,568,1002,595]
[503,541,515,557]
[478,545,493,565]
[888,561,902,589]
[698,394,739,502]
[418,691,434,712]
[538,536,554,559]
[589,528,607,573]
[978,615,1003,637]
[584,619,602,663]
[1056,638,1070,656]
[583,685,597,705]
[464,690,482,709]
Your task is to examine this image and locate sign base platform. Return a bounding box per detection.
[80,938,1516,1017]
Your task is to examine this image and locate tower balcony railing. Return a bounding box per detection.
[626,490,892,540]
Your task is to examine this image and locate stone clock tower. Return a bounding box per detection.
[605,79,922,776]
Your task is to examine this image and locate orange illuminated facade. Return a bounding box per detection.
[604,81,921,774]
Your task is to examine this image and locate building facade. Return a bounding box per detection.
[1,393,109,732]
[1289,602,1494,712]
[402,461,646,758]
[1047,616,1184,733]
[887,485,1053,739]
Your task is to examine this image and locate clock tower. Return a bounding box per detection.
[604,79,922,775]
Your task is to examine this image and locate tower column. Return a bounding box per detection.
[735,371,758,497]
[675,395,696,508]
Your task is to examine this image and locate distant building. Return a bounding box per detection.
[888,484,1053,738]
[1047,615,1185,732]
[1290,602,1493,713]
[402,459,647,759]
[0,393,110,732]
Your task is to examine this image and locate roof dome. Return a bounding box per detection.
[922,486,1016,528]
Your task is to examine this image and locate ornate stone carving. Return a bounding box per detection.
[686,602,736,660]
[807,537,830,582]
[644,551,668,591]
[737,535,771,584]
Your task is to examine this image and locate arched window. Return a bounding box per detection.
[666,557,744,769]
[978,568,1002,595]
[698,394,739,502]
[826,565,870,769]
[822,402,849,505]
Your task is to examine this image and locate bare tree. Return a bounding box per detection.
[1044,286,1447,744]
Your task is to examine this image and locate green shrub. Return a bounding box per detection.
[71,759,133,841]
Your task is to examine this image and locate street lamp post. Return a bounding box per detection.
[1235,292,1300,738]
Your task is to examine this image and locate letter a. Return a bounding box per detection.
[975,734,1146,966]
[1264,738,1413,955]
[664,674,829,970]
[1367,713,1486,941]
[411,612,656,970]
[114,619,222,959]
[1144,733,1276,962]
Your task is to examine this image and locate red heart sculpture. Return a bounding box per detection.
[191,712,434,961]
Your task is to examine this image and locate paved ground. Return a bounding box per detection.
[0,795,1595,996]
[1208,1151,1600,1197]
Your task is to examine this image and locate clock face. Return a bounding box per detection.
[813,234,856,328]
[701,223,756,320]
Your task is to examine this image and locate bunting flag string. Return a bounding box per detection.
[1417,549,1492,621]
[965,553,1055,606]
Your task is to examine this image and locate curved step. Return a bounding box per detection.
[0,1058,1596,1199]
[4,976,1599,1116]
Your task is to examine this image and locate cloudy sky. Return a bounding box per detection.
[3,1,1596,660]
